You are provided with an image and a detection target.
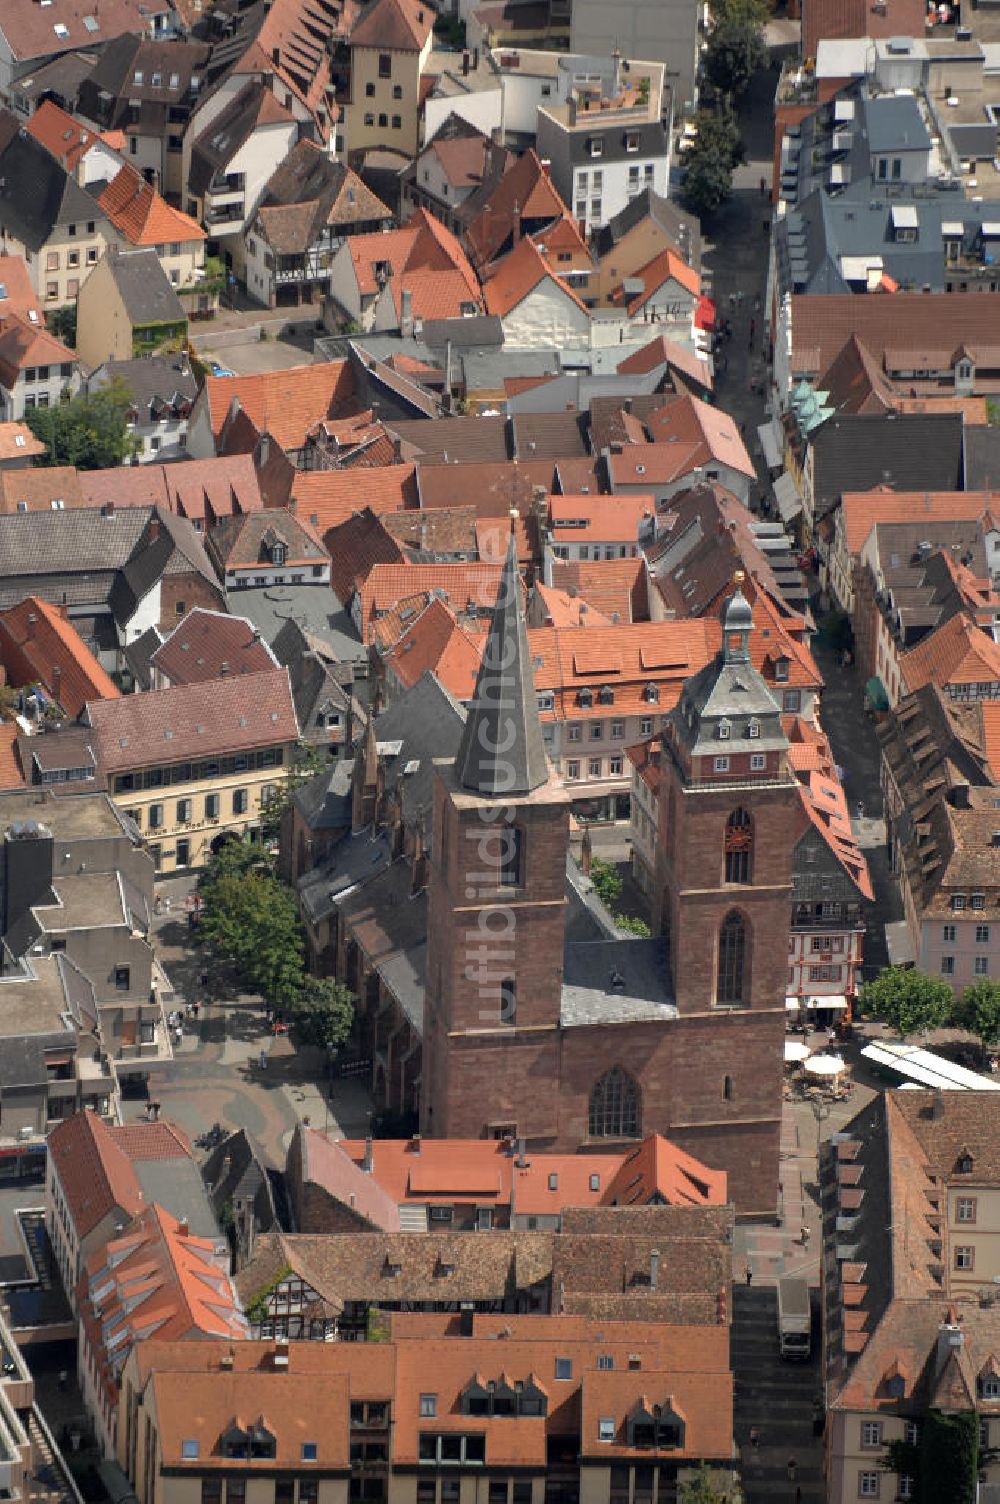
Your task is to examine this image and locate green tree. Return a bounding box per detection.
[919,1410,977,1504]
[290,976,356,1052]
[259,741,328,842]
[681,108,745,219]
[678,1465,740,1504]
[954,979,1000,1053]
[860,966,954,1041]
[197,840,305,1007]
[703,1,768,99]
[25,380,136,469]
[590,857,623,909]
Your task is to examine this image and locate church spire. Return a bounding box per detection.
[454,525,548,797]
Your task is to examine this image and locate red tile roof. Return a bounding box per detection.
[384,596,484,696]
[790,293,1000,379]
[617,334,713,390]
[0,255,42,323]
[0,421,45,462]
[483,234,588,319]
[465,149,570,267]
[150,608,277,686]
[0,723,25,790]
[23,100,103,172]
[98,163,205,247]
[85,667,298,772]
[0,465,83,514]
[644,396,755,479]
[203,361,357,450]
[0,596,120,717]
[549,493,654,542]
[0,0,170,64]
[350,0,433,49]
[901,613,1000,697]
[291,465,418,534]
[839,488,995,558]
[48,1111,152,1240]
[802,0,926,57]
[531,583,614,629]
[789,719,873,901]
[325,508,406,604]
[547,557,648,623]
[358,562,504,635]
[616,246,700,311]
[345,210,482,319]
[0,313,75,388]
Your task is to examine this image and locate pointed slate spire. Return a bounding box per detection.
[454,525,548,797]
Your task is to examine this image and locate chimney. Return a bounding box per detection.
[936,1318,964,1375]
[220,660,231,677]
[459,1304,474,1336]
[400,286,414,338]
[462,49,470,75]
[259,433,270,466]
[931,1088,945,1119]
[540,158,551,177]
[149,516,160,542]
[568,95,577,127]
[103,500,115,518]
[511,202,521,244]
[288,494,297,515]
[612,46,622,94]
[650,1248,660,1290]
[392,436,403,464]
[177,1219,190,1237]
[363,1133,374,1172]
[220,1349,235,1370]
[411,1133,421,1154]
[517,1137,526,1168]
[26,612,37,640]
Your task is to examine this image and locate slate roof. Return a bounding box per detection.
[0,506,150,579]
[592,188,701,267]
[0,109,106,251]
[809,413,964,524]
[99,247,186,328]
[256,140,390,253]
[454,530,549,796]
[93,357,198,415]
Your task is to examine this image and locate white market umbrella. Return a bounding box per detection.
[784,1040,812,1063]
[804,1053,846,1077]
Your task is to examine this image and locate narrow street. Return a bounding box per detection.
[733,1286,826,1504]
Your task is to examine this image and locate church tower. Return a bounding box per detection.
[657,590,798,1013]
[420,528,570,1140]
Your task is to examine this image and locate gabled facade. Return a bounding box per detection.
[346,0,435,159]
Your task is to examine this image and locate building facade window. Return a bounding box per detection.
[717,910,747,1004]
[724,807,753,884]
[957,1197,977,1223]
[588,1066,639,1139]
[955,1245,975,1270]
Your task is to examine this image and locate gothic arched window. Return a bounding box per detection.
[724,808,753,884]
[588,1066,640,1139]
[718,910,747,1005]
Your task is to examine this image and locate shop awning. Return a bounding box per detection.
[757,419,782,470]
[865,675,889,712]
[774,471,802,522]
[785,996,802,1011]
[694,294,716,331]
[806,994,848,1010]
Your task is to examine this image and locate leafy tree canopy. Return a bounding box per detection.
[259,741,328,842]
[954,979,1000,1049]
[860,966,953,1040]
[678,1464,741,1504]
[681,109,745,218]
[25,379,136,469]
[703,8,768,98]
[197,840,304,1007]
[290,976,356,1053]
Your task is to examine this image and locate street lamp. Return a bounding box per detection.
[811,1096,830,1154]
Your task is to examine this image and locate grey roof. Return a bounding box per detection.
[421,315,504,348]
[226,583,366,663]
[863,94,930,155]
[378,940,425,1030]
[123,624,164,692]
[963,425,1000,491]
[91,357,198,413]
[560,937,676,1025]
[102,247,185,327]
[131,1157,221,1242]
[291,755,353,830]
[453,530,549,797]
[202,1128,279,1233]
[566,118,669,169]
[810,413,964,523]
[109,508,219,623]
[0,507,151,579]
[672,591,789,759]
[370,669,466,826]
[298,828,394,923]
[0,110,107,252]
[593,188,701,265]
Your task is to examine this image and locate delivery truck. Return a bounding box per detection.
[777,1276,812,1360]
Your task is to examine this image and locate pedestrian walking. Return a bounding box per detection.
[728,291,736,310]
[759,174,767,197]
[259,1049,268,1071]
[749,1426,760,1451]
[745,1262,753,1287]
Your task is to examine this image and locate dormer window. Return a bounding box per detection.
[957,1151,974,1174]
[643,683,659,703]
[774,657,789,683]
[598,685,615,705]
[718,718,731,741]
[578,687,594,708]
[271,540,286,565]
[748,718,760,738]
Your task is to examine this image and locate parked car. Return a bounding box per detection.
[207,360,236,378]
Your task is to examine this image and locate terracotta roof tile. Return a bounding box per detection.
[531,583,614,629]
[616,246,700,312]
[0,422,44,462]
[483,234,588,319]
[358,562,504,635]
[204,362,357,450]
[791,293,1000,379]
[48,1110,146,1240]
[549,493,654,542]
[0,465,82,514]
[0,723,25,790]
[291,465,418,535]
[465,149,570,267]
[0,254,43,322]
[0,596,120,717]
[384,596,485,696]
[23,100,100,172]
[840,488,995,558]
[803,0,925,56]
[901,614,1000,696]
[85,666,298,772]
[617,334,713,391]
[99,163,205,248]
[0,313,75,389]
[324,507,406,603]
[350,0,433,50]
